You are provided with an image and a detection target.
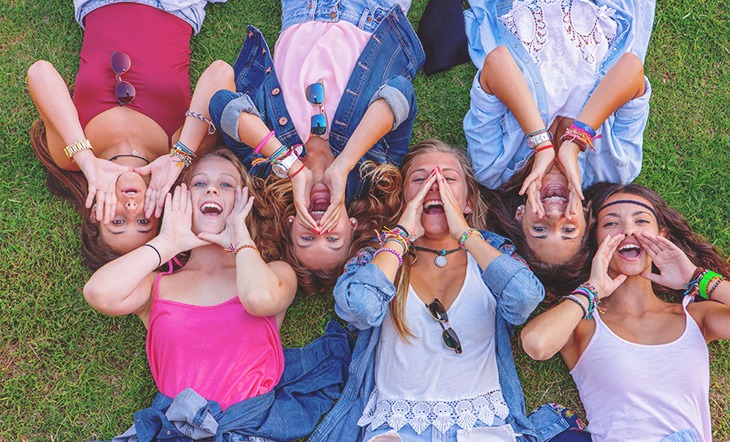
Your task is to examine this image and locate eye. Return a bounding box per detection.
[637,219,651,224]
[220,181,234,188]
[562,227,576,233]
[111,219,125,226]
[301,236,314,241]
[412,177,425,183]
[138,218,150,226]
[444,176,457,182]
[326,237,339,243]
[602,221,618,228]
[192,180,206,187]
[532,226,546,233]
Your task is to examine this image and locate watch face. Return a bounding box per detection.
[272,164,288,179]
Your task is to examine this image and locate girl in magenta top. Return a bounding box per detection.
[84,146,295,408]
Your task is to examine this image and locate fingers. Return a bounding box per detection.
[295,200,318,232]
[610,274,628,290]
[105,191,117,224]
[85,183,96,209]
[568,173,584,201]
[519,174,535,196]
[525,182,544,218]
[564,188,581,221]
[413,171,437,203]
[133,164,151,176]
[639,271,662,284]
[319,203,342,234]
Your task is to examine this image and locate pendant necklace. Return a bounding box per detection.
[412,245,463,268]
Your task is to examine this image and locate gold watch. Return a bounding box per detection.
[64,139,93,160]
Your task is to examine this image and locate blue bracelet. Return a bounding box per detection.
[571,120,596,138]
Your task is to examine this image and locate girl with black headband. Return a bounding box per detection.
[521,183,730,441]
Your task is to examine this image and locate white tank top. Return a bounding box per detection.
[360,254,509,434]
[570,296,711,441]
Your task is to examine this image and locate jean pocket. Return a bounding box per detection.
[456,424,517,442]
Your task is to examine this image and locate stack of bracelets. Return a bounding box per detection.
[222,241,259,256]
[170,141,195,167]
[373,225,411,268]
[563,282,600,319]
[559,120,601,152]
[684,267,726,299]
[458,228,481,248]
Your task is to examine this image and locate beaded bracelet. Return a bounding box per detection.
[222,242,259,256]
[571,282,600,319]
[373,247,403,268]
[395,224,411,239]
[707,275,725,299]
[185,110,217,135]
[560,122,602,152]
[255,130,276,154]
[378,226,411,249]
[698,270,723,299]
[563,294,589,318]
[268,145,289,165]
[458,228,480,249]
[170,141,195,167]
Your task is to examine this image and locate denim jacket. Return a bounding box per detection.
[309,232,569,442]
[208,1,424,204]
[463,0,656,189]
[75,0,226,34]
[109,321,351,442]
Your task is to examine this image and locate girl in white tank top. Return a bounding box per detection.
[520,183,730,441]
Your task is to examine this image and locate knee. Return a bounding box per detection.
[27,60,55,84]
[202,60,234,82]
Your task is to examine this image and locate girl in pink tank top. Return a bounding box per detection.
[84,146,296,409]
[521,183,730,441]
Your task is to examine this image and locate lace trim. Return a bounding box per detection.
[358,389,509,435]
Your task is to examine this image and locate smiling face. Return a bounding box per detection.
[290,183,357,270]
[403,152,471,238]
[187,156,242,235]
[596,192,662,276]
[99,171,158,254]
[518,168,587,264]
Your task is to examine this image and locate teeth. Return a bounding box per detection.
[201,202,222,214]
[619,244,640,251]
[424,200,443,208]
[542,196,567,204]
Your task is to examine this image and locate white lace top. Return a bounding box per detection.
[499,0,617,122]
[360,254,508,434]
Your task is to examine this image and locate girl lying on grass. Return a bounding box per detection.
[521,183,730,441]
[83,147,348,441]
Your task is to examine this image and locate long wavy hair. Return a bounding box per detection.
[389,139,489,340]
[30,119,123,270]
[586,182,730,298]
[179,146,278,264]
[482,155,594,302]
[260,160,402,295]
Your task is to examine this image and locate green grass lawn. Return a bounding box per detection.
[1,0,728,440]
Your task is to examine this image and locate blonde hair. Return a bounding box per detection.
[389,139,488,340]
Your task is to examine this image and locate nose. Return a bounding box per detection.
[124,200,138,211]
[543,206,563,219]
[206,185,219,195]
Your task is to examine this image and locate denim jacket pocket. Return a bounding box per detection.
[527,404,570,442]
[660,428,701,442]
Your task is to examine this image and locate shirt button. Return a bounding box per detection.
[278,117,288,125]
[272,88,280,96]
[262,48,266,55]
[330,11,336,19]
[367,16,372,22]
[266,66,271,74]
[247,30,253,38]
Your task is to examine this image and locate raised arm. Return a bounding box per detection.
[197,186,296,321]
[83,184,207,318]
[27,60,128,224]
[521,234,626,365]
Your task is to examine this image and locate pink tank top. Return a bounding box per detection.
[146,268,285,410]
[570,296,711,441]
[73,3,192,147]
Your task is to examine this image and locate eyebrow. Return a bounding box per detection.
[529,233,578,240]
[600,210,651,220]
[192,172,239,182]
[410,167,460,175]
[296,240,345,251]
[109,227,154,235]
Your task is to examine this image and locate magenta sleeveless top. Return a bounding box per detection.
[146,269,285,410]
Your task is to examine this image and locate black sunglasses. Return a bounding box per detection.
[426,298,462,354]
[110,52,135,105]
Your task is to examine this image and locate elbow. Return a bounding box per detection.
[82,282,115,315]
[520,326,557,361]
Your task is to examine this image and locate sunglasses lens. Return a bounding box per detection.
[305,82,325,105]
[310,114,327,136]
[116,81,136,105]
[428,300,448,322]
[442,328,462,354]
[110,52,131,75]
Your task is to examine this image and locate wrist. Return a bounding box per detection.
[74,148,95,169]
[151,234,182,259]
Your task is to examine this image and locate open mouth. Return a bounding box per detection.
[121,187,140,196]
[617,242,642,259]
[309,186,331,222]
[200,202,223,216]
[541,183,568,205]
[423,199,444,215]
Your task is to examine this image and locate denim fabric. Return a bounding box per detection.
[462,0,656,189]
[280,0,412,33]
[208,3,424,205]
[108,321,351,442]
[74,0,226,34]
[660,428,701,442]
[309,232,565,442]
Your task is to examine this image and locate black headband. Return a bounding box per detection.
[597,199,659,221]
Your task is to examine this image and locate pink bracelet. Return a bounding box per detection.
[255,130,276,154]
[374,247,403,268]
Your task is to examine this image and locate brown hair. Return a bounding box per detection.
[259,160,402,295]
[180,146,278,263]
[30,119,123,269]
[481,155,594,302]
[389,139,489,340]
[586,182,730,297]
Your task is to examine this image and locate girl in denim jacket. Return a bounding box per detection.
[209,0,424,293]
[463,0,655,292]
[311,140,589,442]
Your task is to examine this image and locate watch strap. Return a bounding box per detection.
[64,139,93,159]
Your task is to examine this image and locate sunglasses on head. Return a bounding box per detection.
[305,81,327,136]
[426,298,462,354]
[110,52,135,105]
